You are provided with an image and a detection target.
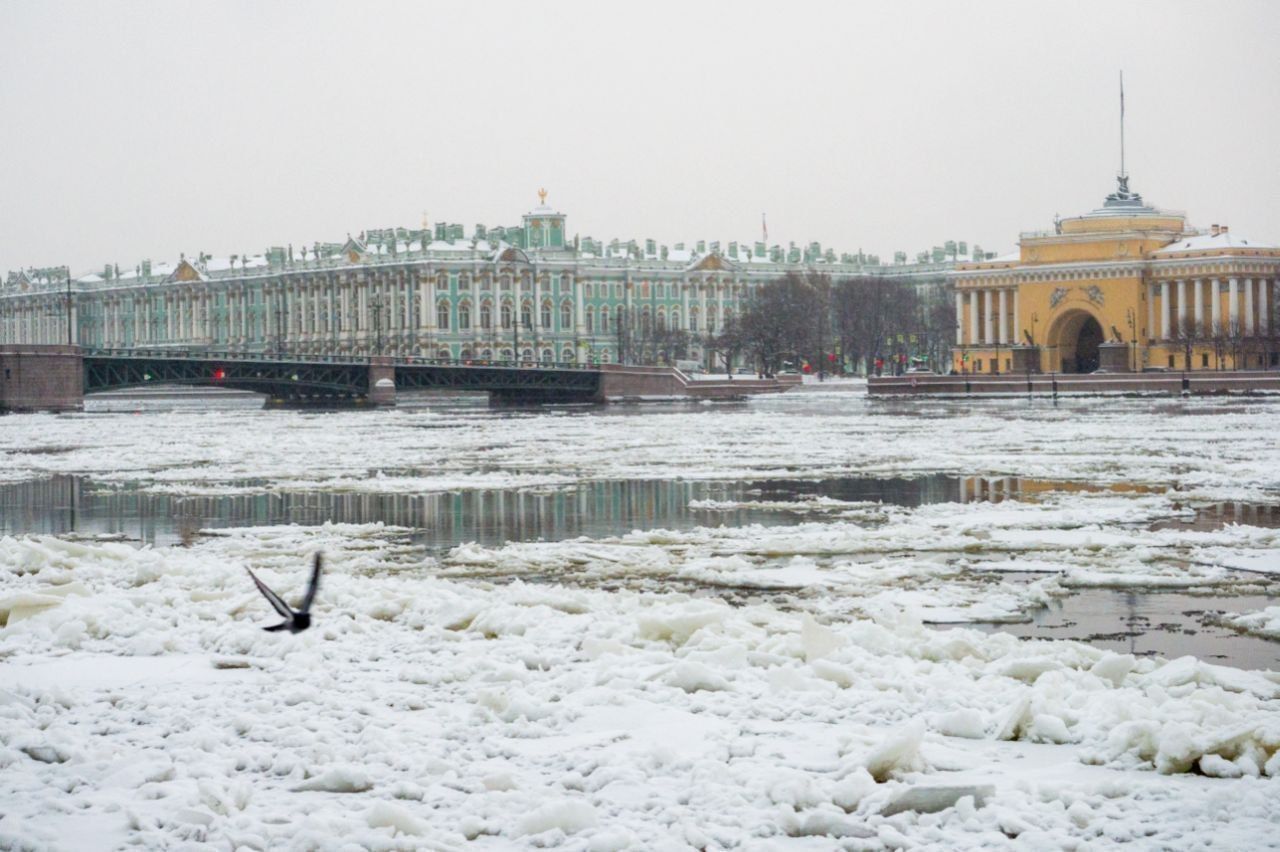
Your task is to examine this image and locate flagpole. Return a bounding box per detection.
[1119,70,1125,179]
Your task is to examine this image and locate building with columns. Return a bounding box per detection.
[951,176,1279,374]
[1,194,951,368]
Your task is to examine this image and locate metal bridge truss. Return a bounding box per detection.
[84,352,370,401]
[81,349,602,403]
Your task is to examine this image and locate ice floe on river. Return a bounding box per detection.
[1,394,1279,848]
[0,394,1278,503]
[1,523,1279,850]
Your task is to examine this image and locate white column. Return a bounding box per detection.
[1160,280,1171,340]
[1264,277,1274,332]
[1176,279,1187,332]
[968,291,979,344]
[983,289,994,345]
[997,289,1008,345]
[1244,278,1255,335]
[955,291,964,344]
[1228,278,1239,333]
[573,274,584,337]
[1211,278,1221,331]
[1152,284,1162,340]
[1193,278,1203,335]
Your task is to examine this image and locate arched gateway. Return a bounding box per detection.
[1048,309,1104,373]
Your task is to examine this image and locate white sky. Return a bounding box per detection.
[1,0,1277,275]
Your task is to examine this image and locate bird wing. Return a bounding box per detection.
[300,552,322,614]
[246,566,294,618]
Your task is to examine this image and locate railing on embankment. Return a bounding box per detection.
[597,364,797,401]
[868,371,1280,398]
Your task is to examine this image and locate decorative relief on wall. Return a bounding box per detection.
[1083,285,1105,306]
[1049,287,1069,309]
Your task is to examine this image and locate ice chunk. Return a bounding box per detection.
[854,720,927,782]
[801,614,845,662]
[931,708,987,739]
[880,784,993,816]
[293,765,374,793]
[665,661,731,693]
[514,799,598,837]
[366,800,427,835]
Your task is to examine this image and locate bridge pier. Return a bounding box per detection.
[368,358,396,407]
[0,345,84,413]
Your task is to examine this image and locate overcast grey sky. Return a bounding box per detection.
[1,0,1277,275]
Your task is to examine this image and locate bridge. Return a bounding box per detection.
[0,345,796,412]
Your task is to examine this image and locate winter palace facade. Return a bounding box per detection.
[0,194,949,367]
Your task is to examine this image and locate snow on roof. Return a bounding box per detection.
[1154,230,1277,255]
[991,251,1019,263]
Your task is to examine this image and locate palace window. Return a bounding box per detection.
[541,349,553,362]
[480,302,492,330]
[501,302,512,329]
[690,308,699,332]
[521,302,533,329]
[541,301,552,329]
[560,301,572,329]
[586,308,594,333]
[500,276,511,291]
[600,309,609,332]
[458,302,471,330]
[437,301,450,330]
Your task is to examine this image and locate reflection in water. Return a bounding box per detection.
[0,474,963,550]
[976,586,1280,672]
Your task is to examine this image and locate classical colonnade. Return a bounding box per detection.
[954,287,1020,346]
[1148,276,1274,340]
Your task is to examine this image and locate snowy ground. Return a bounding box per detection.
[1,392,1279,849]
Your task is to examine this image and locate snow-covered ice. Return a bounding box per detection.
[1,393,1278,849]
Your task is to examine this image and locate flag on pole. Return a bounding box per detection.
[762,213,768,243]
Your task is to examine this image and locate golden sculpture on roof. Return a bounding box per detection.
[538,188,548,205]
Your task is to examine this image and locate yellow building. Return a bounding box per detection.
[951,176,1280,374]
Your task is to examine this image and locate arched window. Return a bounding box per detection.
[437,347,451,360]
[479,301,492,330]
[616,306,625,330]
[540,301,552,329]
[460,347,473,360]
[521,276,532,293]
[436,300,450,330]
[671,309,681,331]
[501,348,513,361]
[521,348,533,362]
[560,301,572,329]
[656,309,666,332]
[501,302,512,329]
[481,348,492,360]
[600,308,609,332]
[585,308,595,333]
[458,301,471,330]
[562,347,574,363]
[690,308,699,332]
[541,348,553,362]
[641,308,651,334]
[707,307,717,333]
[520,301,532,329]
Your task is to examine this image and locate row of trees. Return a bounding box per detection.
[1168,315,1278,371]
[706,273,954,376]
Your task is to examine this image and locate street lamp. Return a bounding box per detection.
[1125,308,1136,372]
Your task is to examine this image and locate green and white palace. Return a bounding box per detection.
[1,193,952,368]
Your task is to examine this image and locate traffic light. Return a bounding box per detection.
[212,368,226,381]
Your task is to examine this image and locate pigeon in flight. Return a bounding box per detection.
[245,553,322,633]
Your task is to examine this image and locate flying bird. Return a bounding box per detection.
[245,553,322,633]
